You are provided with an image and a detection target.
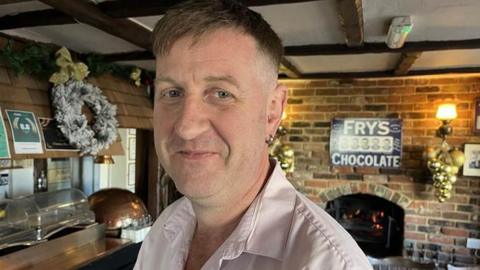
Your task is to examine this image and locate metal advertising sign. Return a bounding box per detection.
[330,118,402,168]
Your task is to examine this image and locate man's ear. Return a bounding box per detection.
[266,83,288,136]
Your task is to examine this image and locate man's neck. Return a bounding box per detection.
[192,157,273,233]
[184,158,274,270]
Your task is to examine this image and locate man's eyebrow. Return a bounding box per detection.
[155,76,177,84]
[204,75,239,88]
[155,75,239,88]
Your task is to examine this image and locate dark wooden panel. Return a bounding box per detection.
[38,0,151,50]
[394,52,422,76]
[336,0,363,47]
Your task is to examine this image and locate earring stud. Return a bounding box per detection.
[266,134,274,145]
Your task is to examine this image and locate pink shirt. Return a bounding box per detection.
[134,162,373,270]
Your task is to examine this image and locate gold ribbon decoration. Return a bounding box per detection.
[49,47,89,85]
[130,67,142,86]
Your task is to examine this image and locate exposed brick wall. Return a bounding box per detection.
[280,76,480,266]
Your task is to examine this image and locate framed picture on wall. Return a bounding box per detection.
[128,137,136,160]
[474,98,480,135]
[127,163,136,186]
[463,144,480,176]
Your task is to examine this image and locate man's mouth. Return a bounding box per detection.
[176,150,217,160]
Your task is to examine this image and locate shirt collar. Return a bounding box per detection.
[162,160,297,262]
[242,160,297,261]
[163,197,195,244]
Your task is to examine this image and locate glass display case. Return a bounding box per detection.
[0,188,95,250]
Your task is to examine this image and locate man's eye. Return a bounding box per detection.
[162,89,182,98]
[214,90,233,99]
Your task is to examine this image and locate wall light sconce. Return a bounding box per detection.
[95,155,115,165]
[436,103,457,139]
[426,103,465,202]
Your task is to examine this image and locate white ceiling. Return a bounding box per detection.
[289,53,400,73]
[3,24,143,53]
[363,0,480,42]
[250,1,346,46]
[413,49,480,70]
[1,0,480,76]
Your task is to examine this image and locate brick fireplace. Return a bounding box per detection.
[281,75,480,267]
[326,193,405,258]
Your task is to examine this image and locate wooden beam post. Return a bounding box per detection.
[336,0,364,47]
[394,52,422,76]
[280,57,302,78]
[38,0,152,50]
[135,129,160,219]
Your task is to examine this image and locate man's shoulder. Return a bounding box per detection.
[151,196,189,229]
[286,191,372,269]
[134,198,189,270]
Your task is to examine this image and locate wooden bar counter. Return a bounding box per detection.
[0,224,138,270]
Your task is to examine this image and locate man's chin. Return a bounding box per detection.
[172,173,220,195]
[175,183,220,201]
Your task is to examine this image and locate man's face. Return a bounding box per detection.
[154,28,285,203]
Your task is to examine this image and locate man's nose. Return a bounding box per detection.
[174,97,210,140]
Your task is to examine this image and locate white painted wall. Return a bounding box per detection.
[94,128,136,192]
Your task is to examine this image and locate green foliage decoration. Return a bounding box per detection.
[0,39,154,86]
[0,40,57,78]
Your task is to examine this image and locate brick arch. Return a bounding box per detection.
[316,183,413,210]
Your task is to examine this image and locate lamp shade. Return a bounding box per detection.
[436,103,457,120]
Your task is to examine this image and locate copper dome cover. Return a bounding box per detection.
[88,188,150,230]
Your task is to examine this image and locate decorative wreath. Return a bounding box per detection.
[51,79,118,155]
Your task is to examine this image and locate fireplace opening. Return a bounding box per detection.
[326,193,404,258]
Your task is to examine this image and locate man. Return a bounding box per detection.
[134,1,372,269]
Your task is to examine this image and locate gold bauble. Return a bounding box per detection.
[432,161,443,171]
[427,159,438,171]
[450,166,459,175]
[441,164,452,174]
[450,150,465,167]
[440,189,451,196]
[447,175,457,183]
[282,147,295,157]
[443,182,453,191]
[433,173,445,182]
[425,147,439,160]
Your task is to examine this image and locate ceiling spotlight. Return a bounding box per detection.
[386,16,413,49]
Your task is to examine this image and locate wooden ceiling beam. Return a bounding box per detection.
[302,71,392,79]
[0,0,316,30]
[284,39,480,56]
[95,38,480,62]
[394,52,422,76]
[97,50,155,62]
[0,10,73,29]
[300,66,480,79]
[336,0,363,47]
[0,0,32,4]
[280,57,302,78]
[38,0,152,50]
[102,0,316,17]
